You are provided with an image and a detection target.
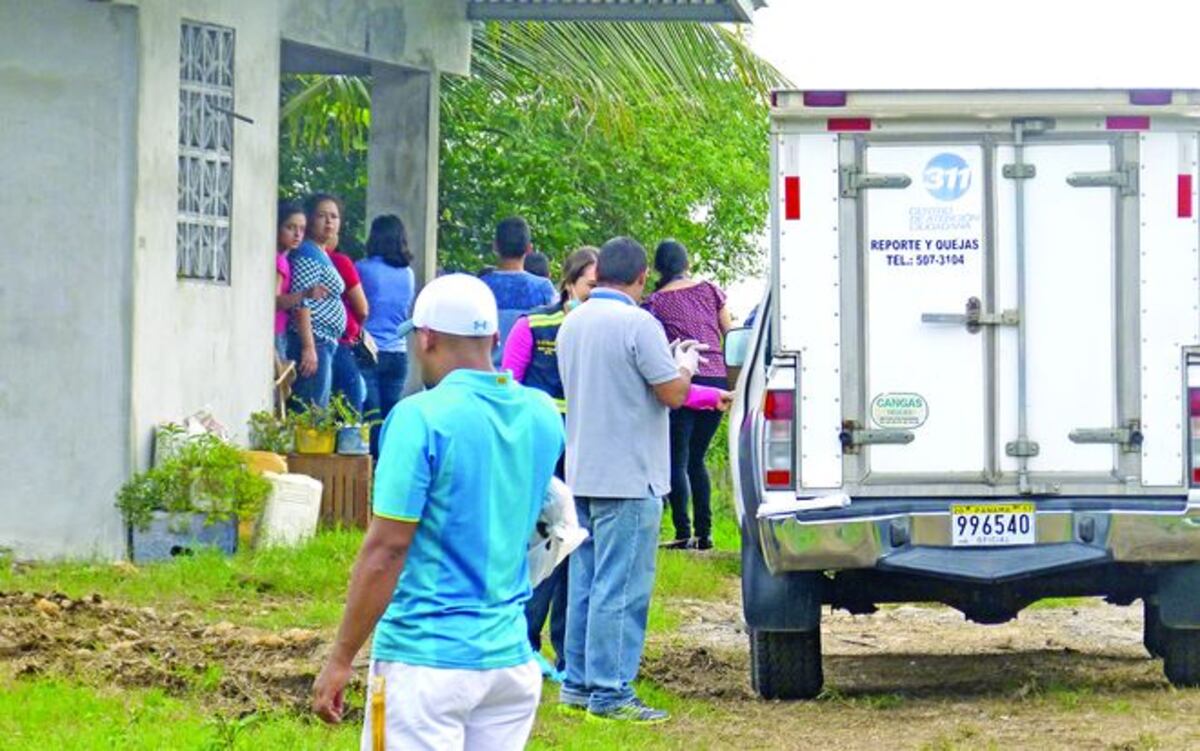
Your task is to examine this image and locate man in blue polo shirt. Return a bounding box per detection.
[312,274,564,750]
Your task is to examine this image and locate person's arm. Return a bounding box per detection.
[311,403,432,724]
[501,317,535,382]
[345,283,369,323]
[652,373,692,410]
[331,254,368,323]
[277,281,327,312]
[293,307,319,377]
[684,384,732,411]
[719,306,734,335]
[311,517,416,724]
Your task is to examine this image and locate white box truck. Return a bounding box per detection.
[726,89,1200,698]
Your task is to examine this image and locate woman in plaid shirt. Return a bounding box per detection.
[287,226,346,409]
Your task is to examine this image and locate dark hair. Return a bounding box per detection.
[524,251,551,279]
[596,237,648,286]
[366,214,412,268]
[278,199,305,230]
[559,246,599,304]
[653,240,689,292]
[303,192,344,223]
[494,216,531,260]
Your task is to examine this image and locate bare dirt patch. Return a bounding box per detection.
[645,598,1200,750]
[0,591,349,715]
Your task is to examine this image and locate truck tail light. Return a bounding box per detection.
[763,390,796,489]
[1190,388,1200,486]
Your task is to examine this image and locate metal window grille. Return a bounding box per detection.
[177,21,234,283]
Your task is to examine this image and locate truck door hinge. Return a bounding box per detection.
[1002,163,1037,180]
[1006,439,1040,458]
[840,166,912,198]
[840,420,915,454]
[1066,163,1139,197]
[1069,421,1144,453]
[921,296,1020,334]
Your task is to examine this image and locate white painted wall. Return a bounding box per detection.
[0,0,138,558]
[282,0,472,76]
[125,0,281,471]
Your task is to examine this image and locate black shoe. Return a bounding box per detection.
[695,537,714,550]
[659,538,691,550]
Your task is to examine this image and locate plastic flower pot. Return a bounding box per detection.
[294,427,336,454]
[336,425,370,455]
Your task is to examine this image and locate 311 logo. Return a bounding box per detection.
[923,153,972,201]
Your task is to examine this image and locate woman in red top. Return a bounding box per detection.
[643,240,734,550]
[305,193,370,414]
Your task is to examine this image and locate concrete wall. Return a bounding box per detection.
[0,0,138,558]
[125,0,281,470]
[282,0,472,76]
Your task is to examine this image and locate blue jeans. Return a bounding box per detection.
[362,351,408,461]
[561,496,662,713]
[287,334,336,409]
[331,342,366,414]
[274,333,289,363]
[526,559,568,672]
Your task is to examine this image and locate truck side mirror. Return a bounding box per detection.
[724,327,753,369]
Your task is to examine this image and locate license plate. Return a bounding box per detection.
[951,503,1036,547]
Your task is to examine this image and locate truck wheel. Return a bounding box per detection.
[749,628,823,700]
[1162,626,1200,687]
[1144,601,1165,659]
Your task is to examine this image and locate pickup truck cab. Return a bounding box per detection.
[727,89,1200,698]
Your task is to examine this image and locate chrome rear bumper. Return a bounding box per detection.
[757,498,1200,576]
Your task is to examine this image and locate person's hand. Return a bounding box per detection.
[311,659,353,724]
[716,390,735,412]
[300,346,318,378]
[305,284,330,301]
[674,340,710,377]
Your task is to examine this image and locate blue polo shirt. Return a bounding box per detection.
[371,369,564,669]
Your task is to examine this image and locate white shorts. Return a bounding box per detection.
[360,659,542,751]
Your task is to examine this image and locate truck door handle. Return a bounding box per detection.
[922,297,1020,334]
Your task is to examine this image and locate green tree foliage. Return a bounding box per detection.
[280,21,786,279]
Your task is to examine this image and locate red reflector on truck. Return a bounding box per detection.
[1180,174,1194,219]
[766,470,793,487]
[1190,387,1200,488]
[1106,116,1151,131]
[804,91,848,107]
[764,391,795,420]
[784,177,801,221]
[1130,90,1172,106]
[827,117,872,132]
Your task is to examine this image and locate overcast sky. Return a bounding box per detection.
[747,0,1200,89]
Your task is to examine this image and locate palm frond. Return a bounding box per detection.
[281,21,789,152]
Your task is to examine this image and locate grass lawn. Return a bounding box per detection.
[0,467,745,750]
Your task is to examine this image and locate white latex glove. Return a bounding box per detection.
[674,340,710,376]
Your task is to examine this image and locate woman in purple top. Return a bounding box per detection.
[643,240,734,550]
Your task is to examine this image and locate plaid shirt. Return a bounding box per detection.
[289,241,346,343]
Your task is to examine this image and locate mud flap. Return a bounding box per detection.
[1158,563,1200,629]
[741,525,822,631]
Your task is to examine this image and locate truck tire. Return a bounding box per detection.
[1162,626,1200,687]
[749,628,823,700]
[1144,601,1165,659]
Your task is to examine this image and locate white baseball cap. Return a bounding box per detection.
[396,273,499,339]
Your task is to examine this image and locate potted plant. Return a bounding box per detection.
[290,401,338,454]
[330,394,379,456]
[117,433,272,563]
[248,410,292,455]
